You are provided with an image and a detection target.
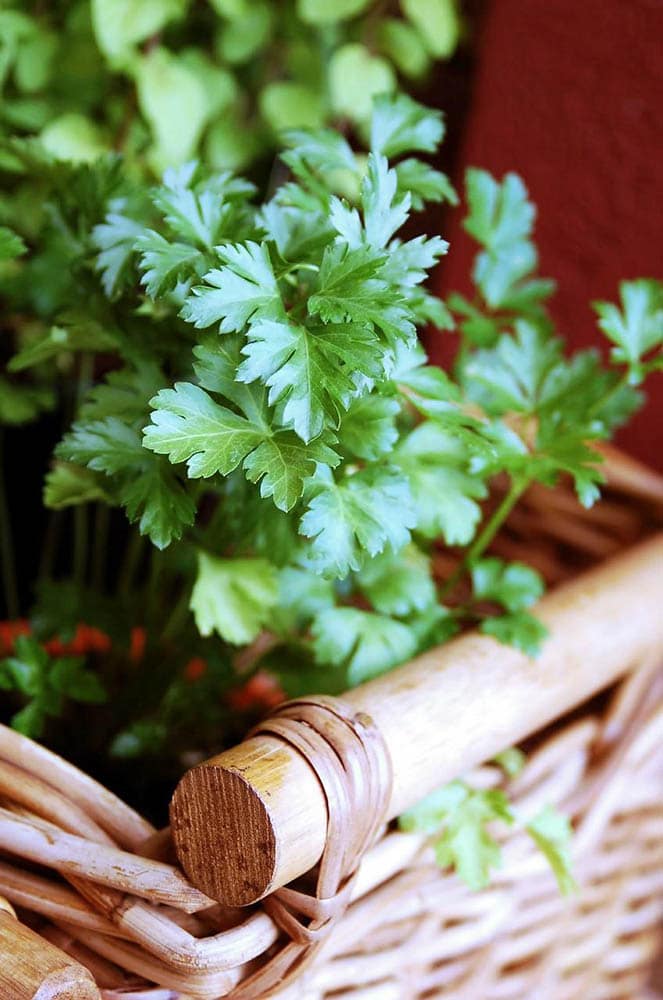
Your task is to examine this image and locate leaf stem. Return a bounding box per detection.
[0,433,19,618]
[439,476,530,600]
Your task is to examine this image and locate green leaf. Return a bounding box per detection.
[594,279,663,383]
[462,321,561,416]
[58,416,196,548]
[401,0,460,58]
[400,781,514,890]
[370,93,444,158]
[144,382,264,477]
[0,377,54,426]
[274,566,335,631]
[309,243,413,347]
[464,169,534,251]
[44,463,110,509]
[338,394,399,460]
[152,163,255,248]
[0,226,27,260]
[300,466,416,577]
[259,82,324,132]
[9,323,118,372]
[181,242,282,333]
[91,0,188,61]
[50,658,107,703]
[494,747,526,778]
[394,422,487,543]
[239,318,383,442]
[376,19,431,79]
[362,153,410,249]
[136,230,204,298]
[480,611,548,656]
[297,0,371,23]
[145,382,339,510]
[395,159,457,210]
[189,552,278,644]
[356,544,436,617]
[40,113,109,163]
[312,607,417,684]
[329,44,396,124]
[526,806,577,895]
[93,211,146,298]
[471,557,544,612]
[135,47,211,170]
[242,432,340,512]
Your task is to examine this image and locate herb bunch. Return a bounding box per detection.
[1,94,662,780]
[0,0,459,179]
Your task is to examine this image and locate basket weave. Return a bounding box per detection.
[0,446,661,999]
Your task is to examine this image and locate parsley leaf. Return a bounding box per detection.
[0,636,106,739]
[480,611,549,656]
[189,553,278,644]
[526,805,577,895]
[312,606,417,684]
[370,92,444,158]
[181,242,282,333]
[144,382,339,511]
[399,782,514,891]
[300,466,416,576]
[471,557,544,612]
[594,278,663,384]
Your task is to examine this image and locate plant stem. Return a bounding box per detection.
[439,476,530,600]
[118,529,144,596]
[162,585,191,641]
[91,505,110,591]
[73,506,87,586]
[0,434,19,618]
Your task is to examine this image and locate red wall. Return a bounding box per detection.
[433,0,663,467]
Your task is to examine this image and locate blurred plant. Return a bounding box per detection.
[0,0,461,182]
[0,92,661,793]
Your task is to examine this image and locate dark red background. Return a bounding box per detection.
[432,0,663,468]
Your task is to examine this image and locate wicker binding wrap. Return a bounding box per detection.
[0,446,661,999]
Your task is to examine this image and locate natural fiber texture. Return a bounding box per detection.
[229,697,393,997]
[0,448,660,999]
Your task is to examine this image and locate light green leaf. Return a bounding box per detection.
[136,230,204,298]
[40,113,109,163]
[594,279,663,383]
[0,226,26,260]
[401,0,460,58]
[190,552,278,644]
[238,318,383,442]
[471,557,544,612]
[394,422,487,543]
[135,47,210,170]
[44,463,110,509]
[91,0,188,62]
[370,93,444,158]
[480,611,548,656]
[181,242,282,333]
[259,82,324,132]
[338,394,400,460]
[329,44,396,124]
[526,806,577,895]
[298,0,371,23]
[357,544,435,616]
[312,607,417,684]
[300,466,416,577]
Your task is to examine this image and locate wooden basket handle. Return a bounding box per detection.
[170,534,663,907]
[0,900,100,999]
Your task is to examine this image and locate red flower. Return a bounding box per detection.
[227,671,286,712]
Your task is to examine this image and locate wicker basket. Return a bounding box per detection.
[0,446,661,1000]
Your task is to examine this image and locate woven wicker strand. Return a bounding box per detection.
[221,697,393,998]
[0,450,659,998]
